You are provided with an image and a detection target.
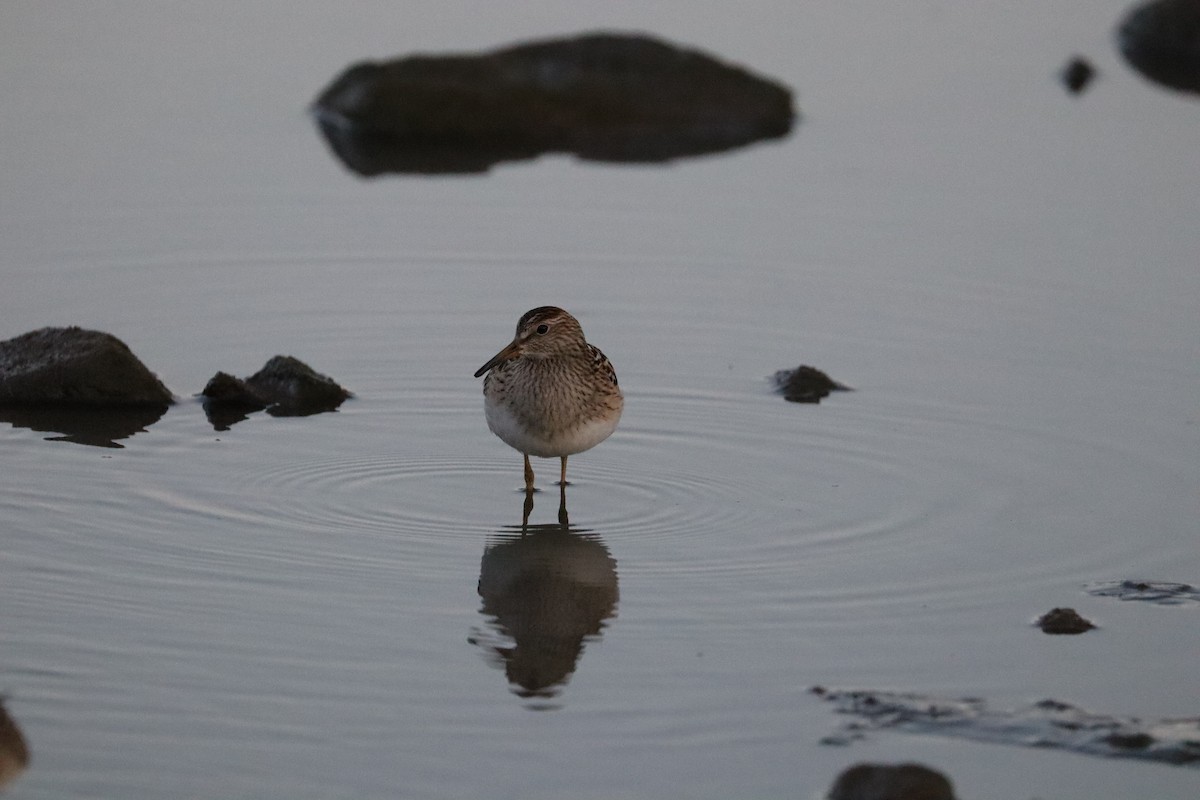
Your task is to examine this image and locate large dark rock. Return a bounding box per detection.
[200,356,351,429]
[313,32,795,174]
[827,763,956,800]
[0,700,29,791]
[0,327,172,406]
[1118,0,1200,94]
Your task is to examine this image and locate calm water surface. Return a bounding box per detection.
[2,2,1198,798]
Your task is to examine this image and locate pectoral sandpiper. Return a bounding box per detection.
[474,307,623,491]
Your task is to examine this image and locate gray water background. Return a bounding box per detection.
[2,2,1198,798]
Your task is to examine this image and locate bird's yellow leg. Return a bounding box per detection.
[523,454,535,492]
[559,455,569,487]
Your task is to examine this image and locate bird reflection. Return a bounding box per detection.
[0,699,30,790]
[470,486,619,703]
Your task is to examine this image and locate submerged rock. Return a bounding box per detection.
[811,687,1200,766]
[827,762,956,800]
[772,365,851,403]
[1061,56,1097,94]
[0,327,172,406]
[1035,606,1096,634]
[313,31,795,175]
[1087,579,1200,605]
[200,356,351,429]
[1118,0,1200,94]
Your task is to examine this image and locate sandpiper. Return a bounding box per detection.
[474,307,623,490]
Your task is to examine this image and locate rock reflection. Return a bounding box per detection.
[0,700,30,790]
[471,487,619,704]
[315,115,541,176]
[0,403,168,448]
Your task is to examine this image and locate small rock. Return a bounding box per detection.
[1035,607,1096,634]
[199,371,269,431]
[1061,56,1097,94]
[199,371,266,409]
[201,356,351,428]
[0,327,172,406]
[772,365,851,403]
[1118,0,1200,94]
[827,762,956,800]
[245,356,352,415]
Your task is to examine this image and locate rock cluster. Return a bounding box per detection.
[0,327,351,443]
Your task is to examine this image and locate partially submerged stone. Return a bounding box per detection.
[1118,0,1200,94]
[200,372,267,411]
[1087,579,1200,606]
[201,356,351,428]
[772,365,851,403]
[313,32,795,174]
[827,762,956,800]
[811,687,1200,765]
[1035,606,1096,634]
[0,327,172,406]
[245,356,352,415]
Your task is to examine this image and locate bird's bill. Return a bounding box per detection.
[474,339,522,378]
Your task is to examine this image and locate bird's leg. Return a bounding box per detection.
[522,485,534,533]
[523,454,535,492]
[559,455,569,487]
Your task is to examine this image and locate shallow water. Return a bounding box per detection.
[3,2,1199,798]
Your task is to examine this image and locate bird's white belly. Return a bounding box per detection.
[484,398,619,458]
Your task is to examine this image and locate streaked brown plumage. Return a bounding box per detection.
[474,307,623,490]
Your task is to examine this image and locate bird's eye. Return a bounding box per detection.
[535,324,549,335]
